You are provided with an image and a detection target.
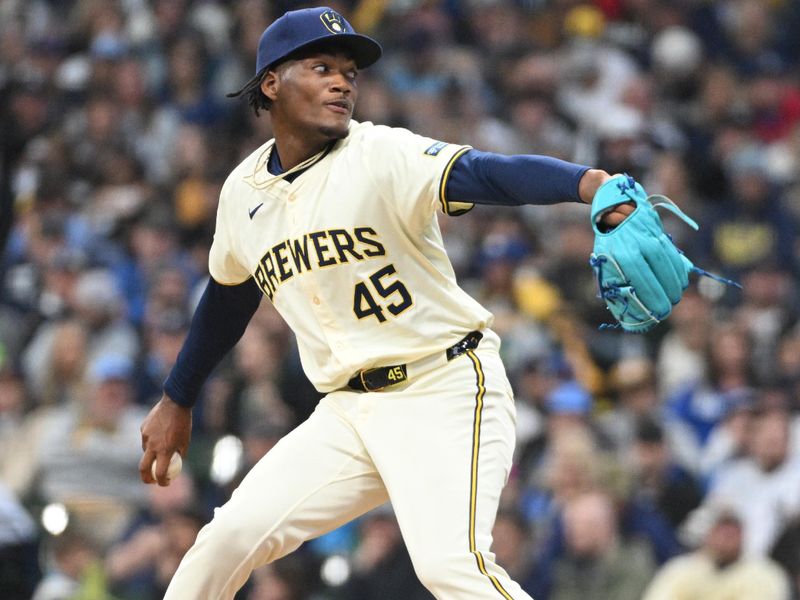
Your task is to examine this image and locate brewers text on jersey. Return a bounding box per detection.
[252,226,386,299]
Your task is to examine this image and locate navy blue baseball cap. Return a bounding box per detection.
[255,7,382,73]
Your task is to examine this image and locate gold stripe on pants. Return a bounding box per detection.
[467,349,515,600]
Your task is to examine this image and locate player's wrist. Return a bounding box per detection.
[161,392,193,412]
[578,169,612,204]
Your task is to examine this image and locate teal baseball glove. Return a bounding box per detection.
[589,174,737,333]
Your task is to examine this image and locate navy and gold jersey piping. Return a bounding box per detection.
[439,147,474,216]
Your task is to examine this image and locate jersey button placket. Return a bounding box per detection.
[287,193,298,226]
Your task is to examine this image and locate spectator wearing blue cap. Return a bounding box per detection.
[470,215,551,377]
[546,380,594,433]
[516,381,614,529]
[518,383,603,530]
[89,30,130,95]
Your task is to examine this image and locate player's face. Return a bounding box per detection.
[266,50,359,142]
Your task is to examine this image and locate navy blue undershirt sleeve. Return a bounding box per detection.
[446,149,591,206]
[164,277,261,408]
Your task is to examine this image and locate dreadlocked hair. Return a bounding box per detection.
[227,67,271,116]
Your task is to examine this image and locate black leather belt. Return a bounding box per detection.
[347,331,483,392]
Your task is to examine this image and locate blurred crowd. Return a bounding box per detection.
[1,0,800,599]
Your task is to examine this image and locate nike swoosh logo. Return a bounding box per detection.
[248,203,264,219]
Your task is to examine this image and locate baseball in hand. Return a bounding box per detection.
[152,452,183,482]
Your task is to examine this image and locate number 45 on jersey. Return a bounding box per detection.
[353,264,413,323]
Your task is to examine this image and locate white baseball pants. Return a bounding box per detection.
[164,330,532,599]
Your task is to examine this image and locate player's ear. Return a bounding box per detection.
[261,70,279,102]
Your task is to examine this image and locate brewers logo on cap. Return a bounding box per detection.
[320,10,345,34]
[251,7,382,74]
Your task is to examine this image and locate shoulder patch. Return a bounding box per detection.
[424,141,448,156]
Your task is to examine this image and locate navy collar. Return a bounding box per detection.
[267,141,335,183]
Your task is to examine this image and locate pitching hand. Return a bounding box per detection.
[139,394,192,486]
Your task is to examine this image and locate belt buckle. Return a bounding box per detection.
[359,368,385,392]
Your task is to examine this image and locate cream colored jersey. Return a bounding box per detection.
[209,120,493,392]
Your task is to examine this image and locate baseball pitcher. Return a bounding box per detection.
[138,7,698,599]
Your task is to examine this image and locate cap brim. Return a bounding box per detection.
[275,33,382,69]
